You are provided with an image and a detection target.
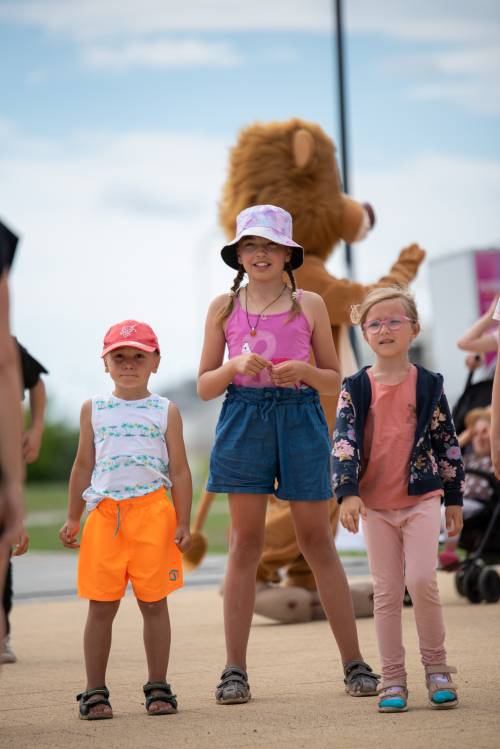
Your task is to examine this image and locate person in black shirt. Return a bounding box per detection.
[1,341,48,663]
[0,219,25,647]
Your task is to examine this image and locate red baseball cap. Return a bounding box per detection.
[102,320,160,357]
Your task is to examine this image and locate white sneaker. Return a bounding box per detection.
[1,636,17,664]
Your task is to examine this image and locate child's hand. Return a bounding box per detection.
[340,495,366,533]
[12,531,29,556]
[59,519,81,549]
[22,426,43,464]
[465,353,484,372]
[233,353,270,378]
[445,506,463,537]
[269,359,305,388]
[175,524,192,553]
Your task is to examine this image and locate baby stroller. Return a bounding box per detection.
[454,468,500,604]
[451,370,493,436]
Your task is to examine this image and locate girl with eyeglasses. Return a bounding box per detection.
[331,286,464,714]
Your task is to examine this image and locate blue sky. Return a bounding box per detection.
[1,0,499,418]
[1,14,499,161]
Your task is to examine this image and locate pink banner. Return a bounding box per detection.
[474,249,500,364]
[475,249,500,313]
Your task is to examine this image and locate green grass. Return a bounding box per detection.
[24,482,71,550]
[26,482,68,512]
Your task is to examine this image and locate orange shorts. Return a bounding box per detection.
[77,486,183,602]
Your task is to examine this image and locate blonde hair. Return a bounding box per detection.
[464,406,491,429]
[350,286,419,329]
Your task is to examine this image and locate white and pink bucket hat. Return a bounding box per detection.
[221,204,304,270]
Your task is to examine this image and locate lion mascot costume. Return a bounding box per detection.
[187,118,425,622]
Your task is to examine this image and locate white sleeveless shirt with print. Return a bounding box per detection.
[83,394,172,511]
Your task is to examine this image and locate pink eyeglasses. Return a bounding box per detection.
[363,315,413,335]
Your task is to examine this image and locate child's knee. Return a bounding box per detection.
[88,599,121,620]
[296,528,333,559]
[373,586,404,615]
[137,597,167,616]
[406,573,438,602]
[229,531,264,566]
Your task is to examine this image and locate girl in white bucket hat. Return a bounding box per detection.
[198,204,379,705]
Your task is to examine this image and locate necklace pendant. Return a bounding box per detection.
[250,328,257,337]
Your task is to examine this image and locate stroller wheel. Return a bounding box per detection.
[463,564,483,604]
[478,567,500,604]
[454,568,466,597]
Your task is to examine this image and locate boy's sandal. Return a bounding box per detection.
[76,687,113,720]
[378,683,408,713]
[343,660,380,696]
[143,681,178,715]
[425,665,458,709]
[215,666,251,705]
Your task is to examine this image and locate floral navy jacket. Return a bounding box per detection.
[331,365,464,507]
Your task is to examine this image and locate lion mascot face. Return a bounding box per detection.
[219,118,373,263]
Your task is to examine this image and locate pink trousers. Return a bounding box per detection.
[363,496,447,685]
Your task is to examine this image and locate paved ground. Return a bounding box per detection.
[1,567,499,749]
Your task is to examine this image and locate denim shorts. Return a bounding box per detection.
[207,385,332,501]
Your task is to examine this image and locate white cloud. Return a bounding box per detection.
[0,0,498,41]
[435,45,500,76]
[383,43,500,115]
[83,38,241,70]
[411,81,500,116]
[0,0,330,38]
[347,0,500,43]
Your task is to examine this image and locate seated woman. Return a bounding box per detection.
[440,408,494,570]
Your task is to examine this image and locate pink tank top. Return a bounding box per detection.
[225,290,312,387]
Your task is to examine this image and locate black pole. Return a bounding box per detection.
[333,0,353,278]
[334,0,360,362]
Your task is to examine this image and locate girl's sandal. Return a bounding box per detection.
[343,660,380,696]
[76,687,113,720]
[425,665,458,709]
[378,684,408,713]
[143,681,178,716]
[215,666,251,704]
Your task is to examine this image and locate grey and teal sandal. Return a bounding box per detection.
[215,665,251,704]
[76,686,113,720]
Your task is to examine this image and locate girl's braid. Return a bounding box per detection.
[285,262,301,319]
[219,265,245,321]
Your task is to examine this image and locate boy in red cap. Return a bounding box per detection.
[60,320,192,720]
